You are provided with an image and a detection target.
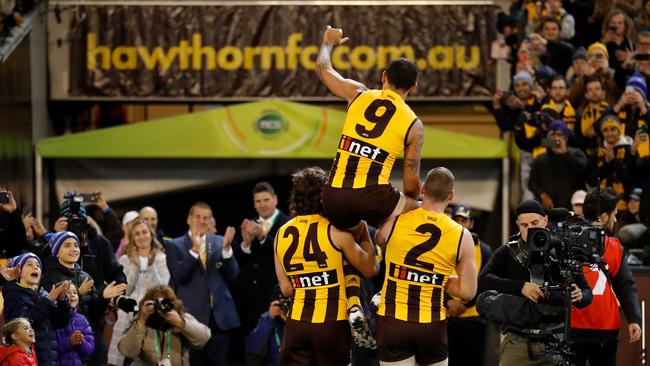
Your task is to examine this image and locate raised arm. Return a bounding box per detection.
[403,119,424,199]
[316,26,368,103]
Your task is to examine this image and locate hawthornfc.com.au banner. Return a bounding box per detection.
[56,4,497,100]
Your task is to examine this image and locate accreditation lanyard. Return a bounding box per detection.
[153,329,172,361]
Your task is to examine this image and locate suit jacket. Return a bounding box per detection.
[233,211,290,331]
[166,233,240,330]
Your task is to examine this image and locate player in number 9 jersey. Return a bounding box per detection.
[375,167,477,366]
[274,167,378,366]
[316,25,424,233]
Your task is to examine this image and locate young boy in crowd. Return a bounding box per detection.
[41,231,128,316]
[0,317,38,366]
[2,252,71,366]
[57,283,95,366]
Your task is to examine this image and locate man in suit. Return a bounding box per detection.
[234,182,290,336]
[166,202,240,366]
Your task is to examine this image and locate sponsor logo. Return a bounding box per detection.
[290,269,338,289]
[388,263,445,286]
[338,135,388,162]
[255,110,287,138]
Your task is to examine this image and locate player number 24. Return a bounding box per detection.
[282,223,329,272]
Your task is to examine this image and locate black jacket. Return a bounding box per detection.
[232,211,290,333]
[2,281,70,366]
[528,147,588,209]
[41,259,101,320]
[478,239,593,322]
[38,229,125,331]
[0,208,27,258]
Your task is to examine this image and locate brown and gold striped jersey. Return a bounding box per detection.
[378,208,463,322]
[327,89,418,189]
[276,214,347,323]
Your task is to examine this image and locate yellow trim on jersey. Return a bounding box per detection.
[378,208,463,323]
[457,240,482,318]
[329,89,417,189]
[276,214,347,323]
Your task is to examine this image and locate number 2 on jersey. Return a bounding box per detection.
[282,223,328,272]
[356,99,396,139]
[403,223,442,271]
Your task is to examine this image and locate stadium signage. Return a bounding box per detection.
[51,4,497,100]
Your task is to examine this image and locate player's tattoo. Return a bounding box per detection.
[404,124,423,174]
[404,157,420,173]
[316,43,333,77]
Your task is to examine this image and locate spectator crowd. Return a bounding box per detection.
[492,0,650,249]
[0,1,650,365]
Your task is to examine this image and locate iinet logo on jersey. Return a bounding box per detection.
[338,135,388,162]
[389,263,445,286]
[290,269,339,289]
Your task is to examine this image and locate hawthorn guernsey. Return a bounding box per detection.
[388,263,446,286]
[290,269,339,289]
[338,135,388,162]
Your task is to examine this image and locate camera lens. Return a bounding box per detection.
[532,232,546,247]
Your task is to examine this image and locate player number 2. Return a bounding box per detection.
[282,223,328,272]
[356,99,397,138]
[403,223,442,271]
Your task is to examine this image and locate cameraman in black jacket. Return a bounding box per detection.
[478,200,593,366]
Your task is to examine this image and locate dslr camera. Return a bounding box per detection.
[146,298,176,331]
[62,192,88,238]
[154,298,174,313]
[277,296,292,313]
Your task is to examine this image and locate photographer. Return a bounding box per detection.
[244,293,289,366]
[571,188,641,366]
[528,120,588,210]
[50,193,127,365]
[492,71,542,133]
[610,72,649,140]
[118,285,211,366]
[568,42,620,108]
[478,200,592,365]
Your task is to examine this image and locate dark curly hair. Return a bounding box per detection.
[583,187,618,222]
[289,167,327,217]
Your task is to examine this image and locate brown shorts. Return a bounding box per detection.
[321,184,401,229]
[280,319,351,366]
[377,316,448,365]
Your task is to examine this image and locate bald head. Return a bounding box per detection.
[423,167,455,203]
[139,206,159,231]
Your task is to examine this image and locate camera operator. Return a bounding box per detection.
[118,285,211,366]
[571,188,642,366]
[50,193,127,365]
[478,200,592,366]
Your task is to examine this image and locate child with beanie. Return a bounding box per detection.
[41,231,128,322]
[2,252,71,366]
[57,283,95,366]
[0,317,38,366]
